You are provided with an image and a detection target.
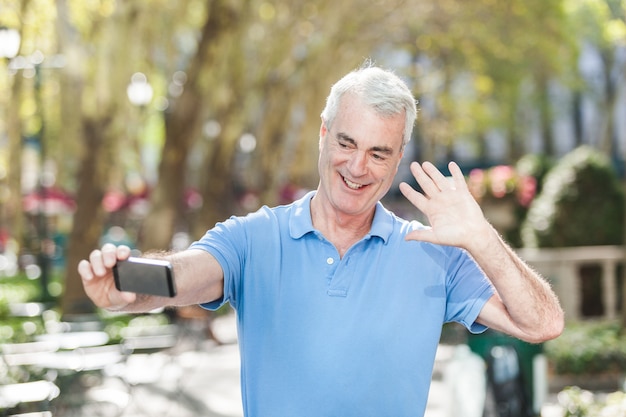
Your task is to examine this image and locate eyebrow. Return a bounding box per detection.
[337,132,395,155]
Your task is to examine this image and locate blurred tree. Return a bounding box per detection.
[138,0,244,250]
[0,0,604,316]
[567,0,626,156]
[60,0,150,315]
[404,0,576,162]
[521,146,624,248]
[143,0,418,246]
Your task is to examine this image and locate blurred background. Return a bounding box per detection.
[4,0,626,316]
[2,0,626,416]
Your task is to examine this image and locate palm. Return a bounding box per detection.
[399,161,489,249]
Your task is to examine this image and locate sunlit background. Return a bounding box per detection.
[1,1,626,415]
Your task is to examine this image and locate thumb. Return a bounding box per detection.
[405,228,436,243]
[108,290,137,311]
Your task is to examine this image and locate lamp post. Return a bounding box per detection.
[0,26,21,280]
[126,72,153,185]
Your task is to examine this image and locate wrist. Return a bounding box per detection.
[465,219,499,254]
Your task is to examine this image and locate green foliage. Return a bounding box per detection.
[557,387,626,417]
[558,386,596,417]
[515,153,555,196]
[0,274,47,344]
[0,275,42,303]
[521,146,625,248]
[99,311,171,344]
[545,321,626,375]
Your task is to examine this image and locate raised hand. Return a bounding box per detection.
[399,161,491,249]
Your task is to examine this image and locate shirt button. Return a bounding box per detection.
[326,257,334,265]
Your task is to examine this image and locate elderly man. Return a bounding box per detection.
[79,64,563,417]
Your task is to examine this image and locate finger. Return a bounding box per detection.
[115,245,131,262]
[101,243,119,269]
[110,291,137,309]
[89,249,107,276]
[448,161,469,191]
[399,181,427,210]
[409,162,439,197]
[77,259,94,281]
[422,161,454,191]
[405,227,436,244]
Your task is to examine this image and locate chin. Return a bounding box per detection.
[334,195,374,215]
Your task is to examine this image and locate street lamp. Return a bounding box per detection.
[126,72,154,184]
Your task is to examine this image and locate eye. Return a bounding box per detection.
[337,138,354,149]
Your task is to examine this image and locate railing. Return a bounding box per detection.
[517,246,624,321]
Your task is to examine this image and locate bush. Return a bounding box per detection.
[545,321,626,375]
[521,146,624,248]
[0,274,46,344]
[515,153,554,197]
[557,387,626,417]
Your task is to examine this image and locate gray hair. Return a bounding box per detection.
[320,64,417,149]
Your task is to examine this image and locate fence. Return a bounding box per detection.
[517,246,624,321]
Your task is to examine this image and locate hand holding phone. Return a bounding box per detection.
[113,257,177,297]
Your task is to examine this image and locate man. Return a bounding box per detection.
[78,64,563,416]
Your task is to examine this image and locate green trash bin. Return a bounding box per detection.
[468,330,546,417]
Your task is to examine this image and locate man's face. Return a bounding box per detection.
[317,94,405,218]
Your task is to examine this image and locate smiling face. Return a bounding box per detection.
[316,93,406,220]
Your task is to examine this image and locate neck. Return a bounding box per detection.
[310,193,375,257]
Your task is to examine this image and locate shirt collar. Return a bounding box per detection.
[289,191,393,243]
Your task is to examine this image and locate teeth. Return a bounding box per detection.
[344,177,363,190]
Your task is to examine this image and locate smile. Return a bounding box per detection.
[343,176,364,190]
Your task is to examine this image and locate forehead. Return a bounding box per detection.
[332,94,405,151]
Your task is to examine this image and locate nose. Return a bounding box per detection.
[347,150,368,177]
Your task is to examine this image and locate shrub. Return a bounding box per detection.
[521,146,624,248]
[545,321,626,375]
[515,153,554,197]
[557,387,626,417]
[468,164,537,247]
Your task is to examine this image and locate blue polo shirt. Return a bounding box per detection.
[191,191,493,417]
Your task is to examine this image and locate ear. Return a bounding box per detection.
[319,118,328,149]
[319,118,328,138]
[394,150,404,172]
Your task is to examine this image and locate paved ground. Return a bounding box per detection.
[109,313,562,417]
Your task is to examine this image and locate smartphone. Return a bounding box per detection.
[113,257,176,297]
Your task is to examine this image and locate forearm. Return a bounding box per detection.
[399,160,564,342]
[79,245,224,314]
[165,249,224,307]
[468,224,564,342]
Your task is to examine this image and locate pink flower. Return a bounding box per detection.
[489,165,515,198]
[468,169,486,199]
[516,176,537,207]
[466,165,537,207]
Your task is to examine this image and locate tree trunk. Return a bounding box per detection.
[57,0,137,316]
[598,52,616,156]
[192,135,239,239]
[622,180,626,329]
[3,0,29,260]
[4,73,24,249]
[138,0,239,250]
[537,74,555,156]
[61,117,113,316]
